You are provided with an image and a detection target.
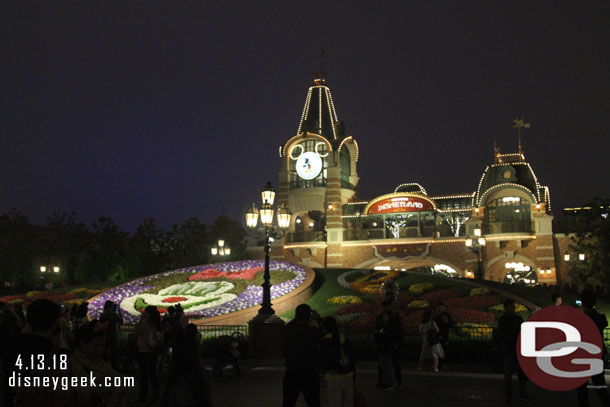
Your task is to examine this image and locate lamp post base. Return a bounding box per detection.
[248,313,285,360]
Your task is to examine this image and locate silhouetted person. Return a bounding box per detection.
[283,304,322,407]
[577,290,610,407]
[161,321,211,407]
[319,316,354,406]
[433,302,453,369]
[497,299,530,402]
[135,306,163,404]
[10,299,72,406]
[71,320,128,406]
[375,301,402,388]
[1,302,20,407]
[417,310,444,373]
[551,293,562,306]
[99,300,123,369]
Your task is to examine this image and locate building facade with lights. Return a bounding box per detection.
[254,76,576,286]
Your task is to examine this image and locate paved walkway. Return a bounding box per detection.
[119,362,609,407]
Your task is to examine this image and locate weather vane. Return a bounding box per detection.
[512,116,531,154]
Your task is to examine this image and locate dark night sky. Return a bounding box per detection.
[2,1,609,231]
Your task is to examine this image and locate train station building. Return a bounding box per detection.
[253,75,575,287]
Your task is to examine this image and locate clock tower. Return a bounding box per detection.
[277,75,359,266]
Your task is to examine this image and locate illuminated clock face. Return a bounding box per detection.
[296,152,322,180]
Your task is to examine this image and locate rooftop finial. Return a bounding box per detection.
[313,50,326,85]
[494,138,500,162]
[512,116,530,155]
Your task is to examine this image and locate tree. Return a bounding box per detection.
[0,209,36,291]
[569,198,610,294]
[171,217,210,268]
[132,217,175,276]
[44,211,89,285]
[209,215,248,260]
[85,217,130,282]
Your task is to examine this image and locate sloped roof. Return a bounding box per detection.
[295,78,345,143]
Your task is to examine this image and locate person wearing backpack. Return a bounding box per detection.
[135,306,163,404]
[417,310,444,373]
[319,317,354,407]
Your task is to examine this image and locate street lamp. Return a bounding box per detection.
[245,183,292,316]
[39,265,60,289]
[465,224,486,279]
[564,251,586,292]
[210,239,231,257]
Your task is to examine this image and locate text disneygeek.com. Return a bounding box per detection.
[9,371,135,391]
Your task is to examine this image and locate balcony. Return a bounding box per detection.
[290,179,327,189]
[285,231,326,243]
[484,220,534,234]
[343,226,456,241]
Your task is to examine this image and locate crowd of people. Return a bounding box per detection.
[0,288,608,407]
[0,299,211,407]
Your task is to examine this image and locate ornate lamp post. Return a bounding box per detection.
[40,265,60,289]
[465,224,486,279]
[245,182,292,316]
[564,251,585,292]
[210,239,231,258]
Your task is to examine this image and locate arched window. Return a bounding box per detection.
[340,147,351,188]
[485,197,532,234]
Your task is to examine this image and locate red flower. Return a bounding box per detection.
[444,296,500,309]
[189,267,264,281]
[162,296,186,303]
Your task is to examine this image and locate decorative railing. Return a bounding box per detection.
[290,178,327,189]
[484,220,534,234]
[285,230,326,243]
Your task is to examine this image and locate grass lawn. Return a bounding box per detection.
[279,269,514,321]
[476,280,610,320]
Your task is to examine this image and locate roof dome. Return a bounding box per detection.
[474,152,548,206]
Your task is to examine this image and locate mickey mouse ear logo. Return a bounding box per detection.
[289,142,329,160]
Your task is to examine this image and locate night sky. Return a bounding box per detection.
[2,1,609,231]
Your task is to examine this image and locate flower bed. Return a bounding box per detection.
[469,287,490,296]
[409,282,433,295]
[327,296,362,305]
[489,303,528,313]
[443,295,500,309]
[88,260,306,324]
[408,300,429,308]
[350,270,400,293]
[448,307,495,324]
[420,289,461,303]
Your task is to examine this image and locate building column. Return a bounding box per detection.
[325,164,344,267]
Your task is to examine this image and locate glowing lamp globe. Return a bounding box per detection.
[563,252,570,262]
[261,182,276,206]
[474,225,482,237]
[225,247,231,256]
[211,247,218,255]
[259,201,274,227]
[465,238,473,247]
[276,204,292,229]
[245,203,259,229]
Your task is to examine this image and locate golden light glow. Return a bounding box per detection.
[261,183,276,206]
[260,201,274,227]
[245,203,259,229]
[276,203,292,229]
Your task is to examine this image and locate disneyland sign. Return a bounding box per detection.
[367,196,434,214]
